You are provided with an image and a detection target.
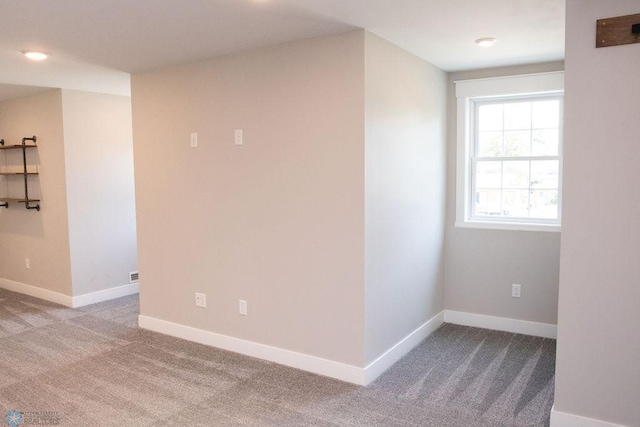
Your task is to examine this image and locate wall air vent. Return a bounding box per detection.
[129,271,139,284]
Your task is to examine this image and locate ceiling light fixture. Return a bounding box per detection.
[22,51,48,61]
[475,37,497,48]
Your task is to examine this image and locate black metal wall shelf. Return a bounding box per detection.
[0,136,40,211]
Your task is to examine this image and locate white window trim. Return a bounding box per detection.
[455,72,564,233]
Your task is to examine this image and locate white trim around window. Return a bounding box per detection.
[455,72,564,232]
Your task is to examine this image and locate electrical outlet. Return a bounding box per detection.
[195,293,206,308]
[239,299,247,316]
[190,132,198,148]
[234,129,243,146]
[25,258,30,269]
[512,284,522,298]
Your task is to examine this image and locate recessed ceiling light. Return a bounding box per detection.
[22,51,48,61]
[475,38,497,48]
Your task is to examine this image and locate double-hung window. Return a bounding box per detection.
[455,72,564,232]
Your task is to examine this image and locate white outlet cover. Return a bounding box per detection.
[512,284,521,298]
[234,129,243,146]
[190,132,198,148]
[195,293,206,308]
[239,299,247,315]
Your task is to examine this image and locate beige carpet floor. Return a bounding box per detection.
[0,288,555,426]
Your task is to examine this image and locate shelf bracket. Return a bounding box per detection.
[25,202,40,211]
[1,139,5,207]
[22,135,39,212]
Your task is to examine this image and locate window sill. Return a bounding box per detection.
[455,220,561,233]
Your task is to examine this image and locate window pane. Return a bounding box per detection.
[475,189,501,216]
[504,102,531,130]
[532,129,559,156]
[532,100,560,129]
[478,131,503,157]
[503,161,530,188]
[478,104,503,131]
[476,161,501,188]
[531,160,559,189]
[467,92,562,226]
[530,190,559,219]
[503,190,530,218]
[504,131,531,157]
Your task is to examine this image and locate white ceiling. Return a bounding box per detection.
[0,0,565,100]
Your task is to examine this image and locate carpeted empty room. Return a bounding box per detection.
[0,288,555,426]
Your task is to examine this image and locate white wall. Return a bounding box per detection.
[364,32,447,364]
[553,1,640,426]
[0,90,73,296]
[61,90,138,297]
[0,89,137,305]
[444,62,564,325]
[133,30,450,378]
[132,31,367,367]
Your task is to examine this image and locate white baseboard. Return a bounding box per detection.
[0,277,138,308]
[71,283,139,308]
[444,310,557,339]
[550,405,630,427]
[139,315,367,385]
[139,311,446,386]
[364,311,444,385]
[137,310,556,385]
[0,277,73,306]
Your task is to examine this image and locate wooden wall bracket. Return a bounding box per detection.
[596,13,640,48]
